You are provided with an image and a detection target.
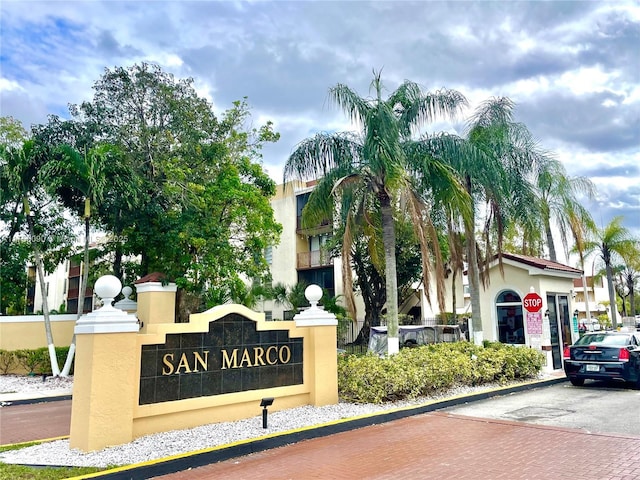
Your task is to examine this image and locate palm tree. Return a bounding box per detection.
[284,72,469,354]
[439,97,542,342]
[615,250,640,319]
[3,140,61,375]
[567,207,597,321]
[534,157,596,263]
[584,216,638,329]
[40,144,113,376]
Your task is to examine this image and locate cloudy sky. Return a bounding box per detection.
[1,1,639,242]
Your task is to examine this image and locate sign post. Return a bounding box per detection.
[524,291,544,349]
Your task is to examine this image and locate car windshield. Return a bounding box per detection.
[574,334,629,346]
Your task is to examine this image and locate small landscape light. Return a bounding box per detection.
[260,397,274,429]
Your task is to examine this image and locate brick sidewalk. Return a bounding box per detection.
[0,400,71,444]
[152,412,640,480]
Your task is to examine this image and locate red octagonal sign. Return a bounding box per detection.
[523,292,543,313]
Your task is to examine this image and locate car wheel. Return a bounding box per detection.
[570,378,585,387]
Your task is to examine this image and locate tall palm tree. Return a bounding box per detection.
[284,72,469,354]
[438,97,542,342]
[616,250,640,319]
[40,144,113,376]
[568,208,597,321]
[534,157,596,263]
[583,216,638,329]
[3,140,61,375]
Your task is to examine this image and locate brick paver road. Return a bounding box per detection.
[152,412,640,480]
[0,399,71,444]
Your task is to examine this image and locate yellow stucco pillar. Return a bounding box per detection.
[135,273,177,332]
[69,275,140,452]
[294,285,339,406]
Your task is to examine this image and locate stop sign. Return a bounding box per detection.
[523,292,543,312]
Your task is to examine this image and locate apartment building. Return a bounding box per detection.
[26,254,94,315]
[260,180,353,321]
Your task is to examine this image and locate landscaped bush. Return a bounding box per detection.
[337,342,545,404]
[2,347,74,375]
[14,348,49,375]
[0,349,18,374]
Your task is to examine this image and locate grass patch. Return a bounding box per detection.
[0,463,104,480]
[0,441,106,480]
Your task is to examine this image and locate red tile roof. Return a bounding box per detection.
[135,272,168,284]
[499,253,583,274]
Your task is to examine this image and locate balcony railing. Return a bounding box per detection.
[297,250,334,269]
[67,287,94,300]
[296,216,332,235]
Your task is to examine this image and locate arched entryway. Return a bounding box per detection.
[495,290,525,344]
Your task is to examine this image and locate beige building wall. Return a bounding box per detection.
[263,181,365,322]
[479,259,580,343]
[32,261,69,313]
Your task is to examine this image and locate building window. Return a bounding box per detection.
[496,290,525,344]
[264,310,273,321]
[264,246,273,265]
[298,267,334,298]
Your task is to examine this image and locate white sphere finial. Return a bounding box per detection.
[305,284,323,308]
[122,285,133,299]
[94,275,122,310]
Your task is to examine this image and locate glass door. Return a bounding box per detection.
[547,294,562,369]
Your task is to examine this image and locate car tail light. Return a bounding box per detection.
[618,348,630,362]
[563,346,571,359]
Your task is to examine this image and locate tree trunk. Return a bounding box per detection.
[24,197,61,376]
[380,192,399,355]
[465,221,483,343]
[451,269,458,323]
[62,200,92,376]
[605,262,618,329]
[545,219,557,263]
[463,176,483,344]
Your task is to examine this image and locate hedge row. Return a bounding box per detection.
[0,347,74,375]
[337,342,545,403]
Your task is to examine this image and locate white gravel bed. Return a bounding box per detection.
[0,374,549,468]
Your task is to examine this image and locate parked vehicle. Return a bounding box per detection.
[563,331,640,387]
[368,325,461,355]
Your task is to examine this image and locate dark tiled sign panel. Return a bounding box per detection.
[139,314,303,405]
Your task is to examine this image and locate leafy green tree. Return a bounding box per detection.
[583,216,638,328]
[344,218,424,345]
[284,72,469,354]
[0,240,31,314]
[0,116,28,148]
[34,64,282,318]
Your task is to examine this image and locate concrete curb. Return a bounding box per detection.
[58,376,567,480]
[0,394,72,406]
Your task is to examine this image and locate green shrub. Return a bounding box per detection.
[338,342,544,404]
[14,348,49,374]
[0,349,18,374]
[0,347,75,375]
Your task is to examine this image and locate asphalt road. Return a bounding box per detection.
[444,380,640,437]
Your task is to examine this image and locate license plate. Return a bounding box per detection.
[586,364,600,372]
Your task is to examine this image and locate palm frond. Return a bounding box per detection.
[284,132,362,183]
